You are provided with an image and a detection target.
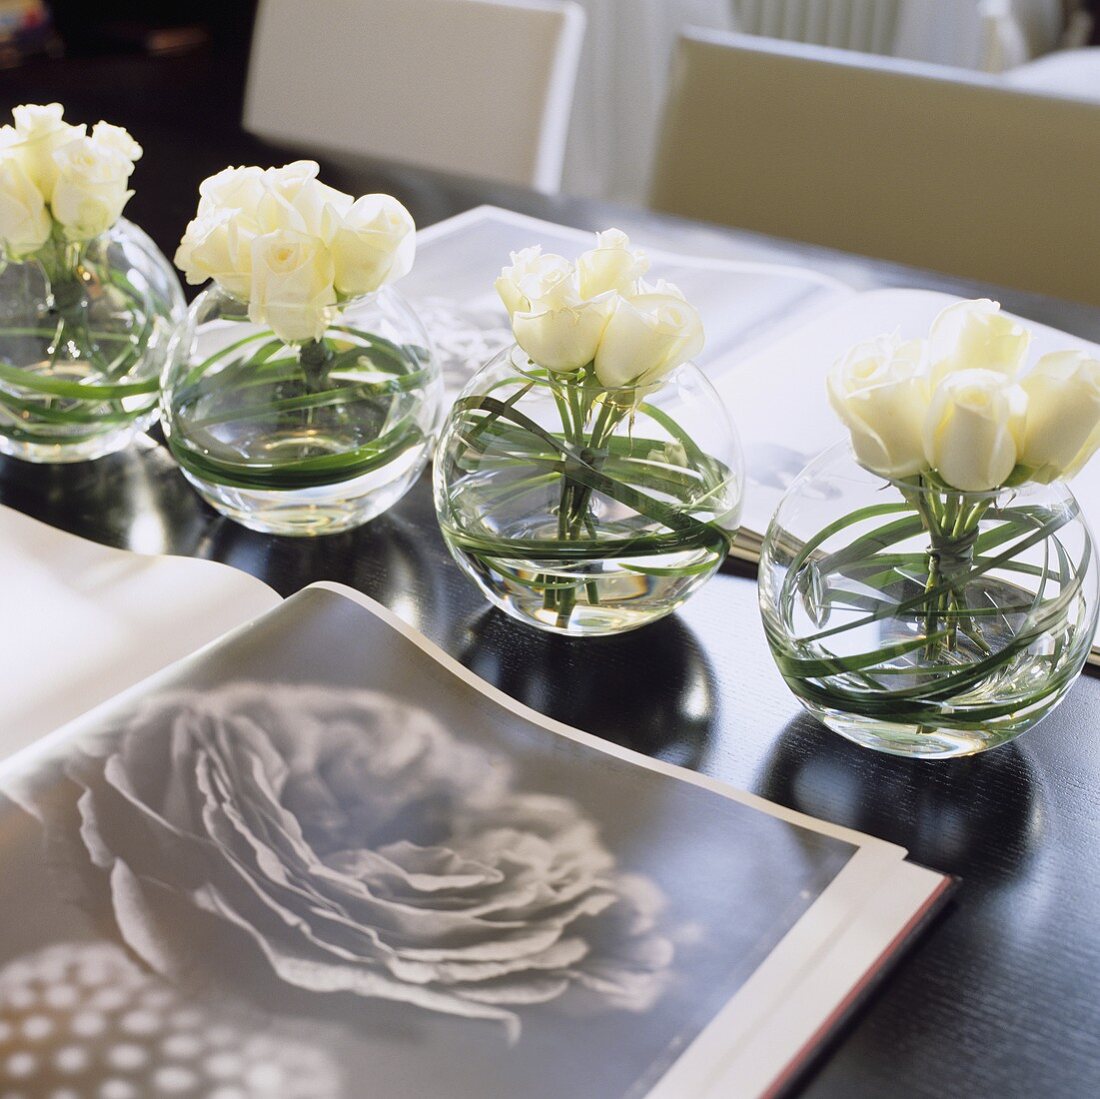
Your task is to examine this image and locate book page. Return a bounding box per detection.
[407,206,853,398]
[0,582,946,1099]
[0,505,280,760]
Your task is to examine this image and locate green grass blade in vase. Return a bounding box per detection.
[0,104,184,462]
[434,229,744,636]
[759,301,1100,758]
[161,161,443,536]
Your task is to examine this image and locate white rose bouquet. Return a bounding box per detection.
[494,229,704,386]
[162,163,440,535]
[0,103,140,283]
[823,298,1100,657]
[434,230,741,634]
[828,298,1100,492]
[175,160,415,347]
[828,299,1095,578]
[0,104,187,464]
[761,297,1100,753]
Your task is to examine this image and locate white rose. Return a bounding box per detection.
[262,162,353,242]
[923,368,1028,491]
[929,298,1030,386]
[512,274,615,374]
[827,335,929,479]
[256,162,316,234]
[6,103,84,196]
[263,158,319,194]
[576,228,649,299]
[1018,351,1100,483]
[0,155,51,258]
[195,165,268,220]
[292,180,355,241]
[50,135,135,241]
[178,168,272,296]
[330,193,415,296]
[174,209,255,298]
[593,287,704,387]
[494,245,573,317]
[178,163,416,320]
[89,121,142,163]
[252,173,344,243]
[248,229,336,343]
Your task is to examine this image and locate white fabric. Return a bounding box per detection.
[1003,47,1100,100]
[892,0,1062,70]
[730,0,1063,70]
[732,1,904,54]
[561,0,732,202]
[981,1,1034,73]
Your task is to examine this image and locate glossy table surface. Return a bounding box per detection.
[2,129,1100,1099]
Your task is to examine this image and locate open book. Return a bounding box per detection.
[405,206,1100,657]
[0,507,949,1099]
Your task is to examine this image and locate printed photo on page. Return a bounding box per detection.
[0,584,944,1099]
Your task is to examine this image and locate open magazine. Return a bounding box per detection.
[405,206,1100,659]
[408,205,852,406]
[0,507,949,1099]
[0,506,279,760]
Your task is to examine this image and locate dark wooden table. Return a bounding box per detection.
[2,130,1099,1099]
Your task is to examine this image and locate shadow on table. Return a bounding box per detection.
[0,440,212,554]
[456,609,716,770]
[757,714,1043,886]
[194,509,446,636]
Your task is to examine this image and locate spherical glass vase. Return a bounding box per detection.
[759,442,1099,759]
[161,284,443,536]
[0,220,185,463]
[433,345,743,636]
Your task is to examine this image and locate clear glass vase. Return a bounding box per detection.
[433,345,743,635]
[0,220,185,463]
[161,284,443,536]
[759,442,1099,758]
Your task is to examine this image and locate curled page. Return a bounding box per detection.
[0,505,280,759]
[0,581,949,1099]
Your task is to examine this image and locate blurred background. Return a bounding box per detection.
[1,0,1099,301]
[0,1,256,123]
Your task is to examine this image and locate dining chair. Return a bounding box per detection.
[243,0,586,194]
[650,29,1100,306]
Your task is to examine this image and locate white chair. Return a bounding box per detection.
[244,0,586,193]
[651,30,1100,306]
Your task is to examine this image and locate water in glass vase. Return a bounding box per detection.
[760,443,1099,758]
[162,285,443,536]
[434,348,743,636]
[444,505,722,635]
[0,222,183,463]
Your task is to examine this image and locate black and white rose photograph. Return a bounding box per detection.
[0,587,857,1099]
